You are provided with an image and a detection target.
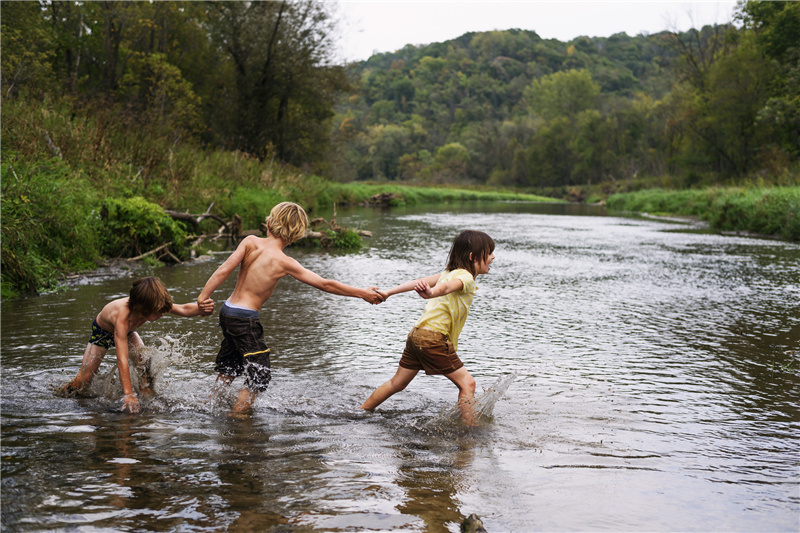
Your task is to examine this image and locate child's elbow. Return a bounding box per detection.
[318,279,336,293]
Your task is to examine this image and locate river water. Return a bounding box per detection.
[2,203,799,532]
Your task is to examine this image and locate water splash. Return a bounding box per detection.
[61,333,209,410]
[426,373,516,429]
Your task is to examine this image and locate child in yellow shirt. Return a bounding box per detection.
[362,230,495,423]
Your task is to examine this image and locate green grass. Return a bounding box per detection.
[324,181,557,206]
[1,154,101,297]
[607,186,800,241]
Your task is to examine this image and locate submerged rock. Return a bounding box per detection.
[461,513,488,533]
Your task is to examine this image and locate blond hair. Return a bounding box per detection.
[128,277,173,316]
[267,202,309,244]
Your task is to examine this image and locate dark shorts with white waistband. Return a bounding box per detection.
[215,303,271,392]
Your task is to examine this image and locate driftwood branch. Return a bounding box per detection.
[301,229,372,238]
[164,207,228,233]
[127,242,172,262]
[160,248,182,263]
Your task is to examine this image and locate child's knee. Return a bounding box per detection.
[216,374,235,386]
[389,378,408,393]
[460,375,476,395]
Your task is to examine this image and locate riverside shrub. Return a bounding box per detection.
[709,187,800,241]
[1,156,99,297]
[99,196,188,259]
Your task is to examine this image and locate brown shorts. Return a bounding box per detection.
[399,327,464,375]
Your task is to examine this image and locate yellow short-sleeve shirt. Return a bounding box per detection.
[415,269,477,351]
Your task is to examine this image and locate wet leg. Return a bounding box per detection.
[444,367,477,425]
[210,374,235,400]
[360,366,419,410]
[129,332,153,397]
[55,343,107,396]
[231,388,258,413]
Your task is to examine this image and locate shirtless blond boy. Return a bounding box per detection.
[56,276,214,412]
[197,201,384,413]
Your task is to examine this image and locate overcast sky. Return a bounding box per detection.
[333,1,739,63]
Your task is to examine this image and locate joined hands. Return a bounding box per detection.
[414,280,434,299]
[198,298,215,316]
[366,287,388,304]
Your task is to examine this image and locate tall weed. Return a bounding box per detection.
[1,155,99,296]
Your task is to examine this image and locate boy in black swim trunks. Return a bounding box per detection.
[196,201,385,413]
[56,277,214,412]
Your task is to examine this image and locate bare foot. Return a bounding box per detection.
[54,381,78,398]
[139,386,156,399]
[231,389,256,414]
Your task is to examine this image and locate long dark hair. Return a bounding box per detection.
[446,230,495,277]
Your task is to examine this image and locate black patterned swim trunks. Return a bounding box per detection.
[89,319,115,350]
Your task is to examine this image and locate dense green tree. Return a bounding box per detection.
[1,2,56,98]
[737,0,800,164]
[4,0,347,168]
[204,1,348,162]
[333,5,797,187]
[525,69,600,122]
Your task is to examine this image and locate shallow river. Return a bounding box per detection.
[2,203,799,532]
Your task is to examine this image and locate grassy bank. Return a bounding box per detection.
[2,98,555,298]
[607,187,800,241]
[1,156,553,298]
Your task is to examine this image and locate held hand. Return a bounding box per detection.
[198,298,215,316]
[364,287,386,305]
[121,393,140,413]
[414,280,434,299]
[371,287,389,303]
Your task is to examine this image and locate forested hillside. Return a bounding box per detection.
[329,3,799,189]
[2,1,798,297]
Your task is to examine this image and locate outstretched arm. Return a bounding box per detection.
[414,277,463,299]
[113,316,139,413]
[285,257,384,304]
[170,300,214,317]
[197,239,248,304]
[381,273,442,299]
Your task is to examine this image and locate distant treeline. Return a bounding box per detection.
[4,1,798,186]
[330,2,799,188]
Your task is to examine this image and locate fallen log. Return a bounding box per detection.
[164,209,228,233]
[364,192,403,207]
[125,242,183,264]
[126,242,172,262]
